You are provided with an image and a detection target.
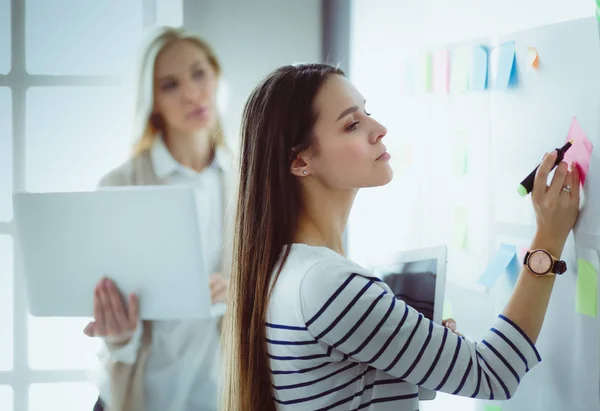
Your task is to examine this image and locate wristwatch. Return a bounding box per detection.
[523,249,567,276]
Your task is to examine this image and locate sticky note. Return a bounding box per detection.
[452,207,468,250]
[527,47,539,69]
[443,301,453,319]
[433,50,450,94]
[576,258,597,318]
[471,46,488,91]
[478,244,519,287]
[495,41,518,89]
[421,53,433,92]
[450,48,470,92]
[564,117,593,185]
[484,406,502,411]
[452,130,468,175]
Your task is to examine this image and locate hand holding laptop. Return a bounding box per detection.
[83,277,139,345]
[83,273,229,342]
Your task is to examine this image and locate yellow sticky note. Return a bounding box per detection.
[576,259,597,317]
[450,48,470,92]
[452,130,468,175]
[443,301,453,319]
[452,207,468,250]
[528,47,539,69]
[484,406,502,411]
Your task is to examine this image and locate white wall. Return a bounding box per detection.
[183,0,322,151]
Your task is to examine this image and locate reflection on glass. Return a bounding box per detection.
[0,88,12,221]
[0,236,13,371]
[25,0,142,75]
[29,382,98,411]
[25,87,132,193]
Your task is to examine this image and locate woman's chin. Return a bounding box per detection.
[183,116,215,132]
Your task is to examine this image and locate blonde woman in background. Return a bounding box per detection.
[84,27,236,411]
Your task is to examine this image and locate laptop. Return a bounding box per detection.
[13,185,214,320]
[368,245,447,401]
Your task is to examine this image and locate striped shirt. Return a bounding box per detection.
[266,244,542,410]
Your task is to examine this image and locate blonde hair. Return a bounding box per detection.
[131,26,226,156]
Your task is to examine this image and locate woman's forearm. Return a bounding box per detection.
[501,231,565,344]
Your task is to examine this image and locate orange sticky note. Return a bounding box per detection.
[528,47,539,69]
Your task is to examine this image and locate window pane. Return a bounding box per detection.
[29,382,98,411]
[25,87,132,193]
[0,386,13,411]
[0,88,12,221]
[25,0,143,75]
[0,236,13,371]
[0,0,9,74]
[28,316,102,370]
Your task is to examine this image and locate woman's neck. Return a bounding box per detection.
[163,128,214,173]
[294,185,357,256]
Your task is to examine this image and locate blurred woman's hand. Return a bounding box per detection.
[83,277,139,346]
[210,273,229,304]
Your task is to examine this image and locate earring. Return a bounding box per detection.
[302,170,307,175]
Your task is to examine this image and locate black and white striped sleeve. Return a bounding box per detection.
[299,262,542,400]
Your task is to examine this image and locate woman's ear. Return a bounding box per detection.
[290,152,310,177]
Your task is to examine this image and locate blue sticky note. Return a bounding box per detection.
[471,46,488,91]
[495,41,519,89]
[478,244,519,287]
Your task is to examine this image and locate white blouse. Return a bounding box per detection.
[94,139,225,411]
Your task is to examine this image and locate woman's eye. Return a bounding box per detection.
[160,81,177,91]
[346,121,359,131]
[193,70,205,79]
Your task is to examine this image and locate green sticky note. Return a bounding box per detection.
[450,48,470,92]
[443,301,452,319]
[422,53,433,92]
[576,259,597,317]
[484,406,502,411]
[452,207,468,250]
[452,131,468,175]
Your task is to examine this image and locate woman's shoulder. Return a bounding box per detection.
[276,245,368,289]
[269,245,371,317]
[97,152,153,188]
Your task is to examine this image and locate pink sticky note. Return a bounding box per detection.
[433,50,449,94]
[564,117,593,185]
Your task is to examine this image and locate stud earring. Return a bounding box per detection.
[302,170,307,175]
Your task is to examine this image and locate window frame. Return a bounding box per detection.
[0,0,167,409]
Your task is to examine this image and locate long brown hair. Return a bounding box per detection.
[221,64,345,411]
[131,26,226,156]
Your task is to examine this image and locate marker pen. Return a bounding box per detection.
[517,140,573,197]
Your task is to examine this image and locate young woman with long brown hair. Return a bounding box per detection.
[222,63,579,410]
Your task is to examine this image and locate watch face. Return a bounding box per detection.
[529,250,552,275]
